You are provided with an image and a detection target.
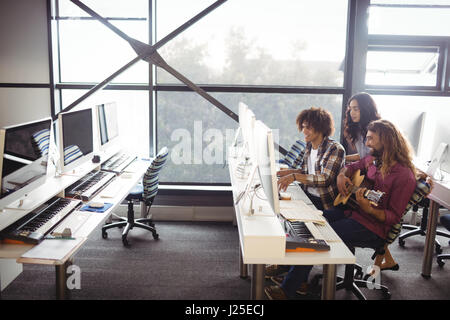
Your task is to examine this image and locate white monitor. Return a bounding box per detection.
[96,102,120,154]
[238,102,256,160]
[58,108,94,173]
[427,142,448,177]
[0,118,52,211]
[253,120,280,215]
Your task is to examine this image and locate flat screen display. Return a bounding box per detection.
[98,102,119,146]
[61,108,93,166]
[1,119,51,199]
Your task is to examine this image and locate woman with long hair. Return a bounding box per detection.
[344,92,381,162]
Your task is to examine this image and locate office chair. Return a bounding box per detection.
[101,147,169,246]
[312,176,432,300]
[279,139,306,169]
[437,215,450,267]
[398,199,450,254]
[63,145,83,164]
[31,128,50,156]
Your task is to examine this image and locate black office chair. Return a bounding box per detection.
[437,215,450,267]
[399,200,450,254]
[102,147,169,246]
[279,139,306,169]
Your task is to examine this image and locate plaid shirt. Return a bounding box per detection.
[299,137,346,210]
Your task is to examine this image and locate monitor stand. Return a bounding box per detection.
[235,164,259,217]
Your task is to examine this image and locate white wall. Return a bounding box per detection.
[0,0,51,127]
[375,95,450,162]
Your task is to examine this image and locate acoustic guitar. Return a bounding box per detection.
[334,169,385,207]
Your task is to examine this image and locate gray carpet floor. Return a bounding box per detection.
[2,220,450,300]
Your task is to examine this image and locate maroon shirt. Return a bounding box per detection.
[345,156,416,239]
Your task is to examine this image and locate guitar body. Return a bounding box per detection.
[334,169,385,208]
[334,169,365,206]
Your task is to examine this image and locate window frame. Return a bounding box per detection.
[47,0,355,187]
[366,35,450,93]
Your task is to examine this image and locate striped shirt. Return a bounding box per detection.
[299,137,346,210]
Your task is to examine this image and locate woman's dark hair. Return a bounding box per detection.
[344,92,381,144]
[296,107,335,138]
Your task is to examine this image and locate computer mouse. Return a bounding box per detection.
[89,201,104,208]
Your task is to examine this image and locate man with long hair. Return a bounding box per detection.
[265,119,416,300]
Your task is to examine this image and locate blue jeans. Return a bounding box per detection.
[281,207,385,298]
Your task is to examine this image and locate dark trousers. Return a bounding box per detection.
[304,190,324,211]
[281,207,385,298]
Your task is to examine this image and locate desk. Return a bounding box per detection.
[0,158,149,299]
[228,153,355,300]
[421,173,450,278]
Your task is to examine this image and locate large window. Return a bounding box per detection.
[57,0,149,84]
[157,92,342,184]
[156,0,348,87]
[369,0,450,36]
[52,0,350,185]
[366,1,450,93]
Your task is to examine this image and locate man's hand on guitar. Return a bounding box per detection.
[355,187,372,213]
[337,172,353,196]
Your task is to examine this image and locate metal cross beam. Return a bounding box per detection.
[64,0,287,155]
[64,0,237,122]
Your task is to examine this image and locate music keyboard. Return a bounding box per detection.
[101,152,137,174]
[0,197,82,244]
[65,170,116,202]
[283,219,330,252]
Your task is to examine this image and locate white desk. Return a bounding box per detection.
[415,162,450,278]
[0,158,149,298]
[228,153,355,300]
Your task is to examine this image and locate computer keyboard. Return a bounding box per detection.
[0,197,82,244]
[99,182,122,199]
[284,219,330,251]
[101,152,137,174]
[51,210,91,236]
[65,170,116,202]
[315,223,342,243]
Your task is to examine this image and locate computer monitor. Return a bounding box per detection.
[0,118,52,211]
[96,102,120,154]
[58,108,94,173]
[238,102,256,160]
[253,120,280,215]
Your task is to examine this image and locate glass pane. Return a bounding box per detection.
[157,91,342,184]
[58,0,148,18]
[58,20,149,83]
[366,50,438,86]
[369,6,450,36]
[60,89,150,157]
[156,0,348,87]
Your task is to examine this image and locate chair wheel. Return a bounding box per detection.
[354,269,364,280]
[435,245,443,254]
[437,258,445,267]
[398,238,405,247]
[382,289,391,300]
[102,231,108,239]
[122,236,129,246]
[153,232,159,240]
